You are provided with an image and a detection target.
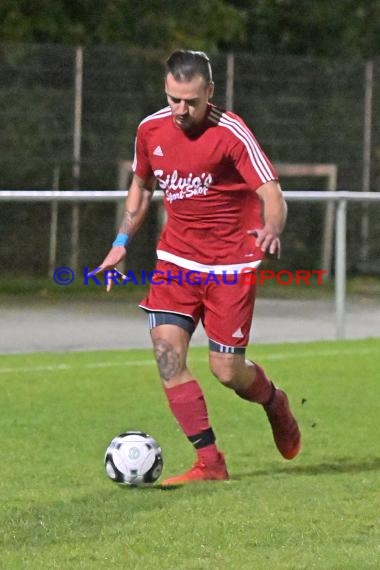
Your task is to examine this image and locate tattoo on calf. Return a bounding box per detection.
[153,338,181,381]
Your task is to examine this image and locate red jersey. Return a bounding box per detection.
[133,103,278,273]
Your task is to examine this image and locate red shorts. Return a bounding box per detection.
[139,260,256,348]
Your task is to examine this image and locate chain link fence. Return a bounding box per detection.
[1,44,380,276]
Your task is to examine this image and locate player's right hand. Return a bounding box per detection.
[89,246,127,292]
[247,227,281,259]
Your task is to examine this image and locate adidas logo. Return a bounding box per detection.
[153,146,164,156]
[232,327,244,339]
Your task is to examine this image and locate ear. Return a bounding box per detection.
[208,82,215,100]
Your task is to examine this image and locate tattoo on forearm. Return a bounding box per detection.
[153,338,181,381]
[120,210,137,235]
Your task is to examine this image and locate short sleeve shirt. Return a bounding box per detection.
[133,104,278,271]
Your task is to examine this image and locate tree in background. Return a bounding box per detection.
[1,0,380,57]
[235,0,380,58]
[0,0,246,51]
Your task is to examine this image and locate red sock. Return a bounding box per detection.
[165,380,220,463]
[235,361,274,405]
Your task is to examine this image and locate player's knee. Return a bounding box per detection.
[152,337,186,382]
[209,357,239,388]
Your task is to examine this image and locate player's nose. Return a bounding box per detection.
[177,100,188,114]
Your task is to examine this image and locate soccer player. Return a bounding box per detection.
[94,49,301,485]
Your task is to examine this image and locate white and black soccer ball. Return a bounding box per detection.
[104,431,163,486]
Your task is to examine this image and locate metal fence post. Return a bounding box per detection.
[225,53,234,111]
[48,166,60,276]
[360,60,374,263]
[335,197,347,339]
[70,46,83,273]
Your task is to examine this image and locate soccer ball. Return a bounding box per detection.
[104,431,163,486]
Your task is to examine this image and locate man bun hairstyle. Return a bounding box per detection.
[165,49,213,84]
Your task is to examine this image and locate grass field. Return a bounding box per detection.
[1,339,379,569]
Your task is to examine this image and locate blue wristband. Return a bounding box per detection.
[112,233,129,248]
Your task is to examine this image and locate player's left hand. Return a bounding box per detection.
[248,227,281,259]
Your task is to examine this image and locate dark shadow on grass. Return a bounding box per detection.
[116,483,182,492]
[128,483,223,492]
[232,456,380,480]
[118,457,380,487]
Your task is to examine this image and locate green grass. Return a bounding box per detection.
[1,339,379,569]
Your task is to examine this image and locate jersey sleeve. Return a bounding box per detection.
[132,124,153,180]
[229,121,278,190]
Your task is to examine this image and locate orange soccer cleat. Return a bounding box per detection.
[264,387,301,460]
[162,452,229,486]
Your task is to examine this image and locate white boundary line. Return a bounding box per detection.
[0,347,376,375]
